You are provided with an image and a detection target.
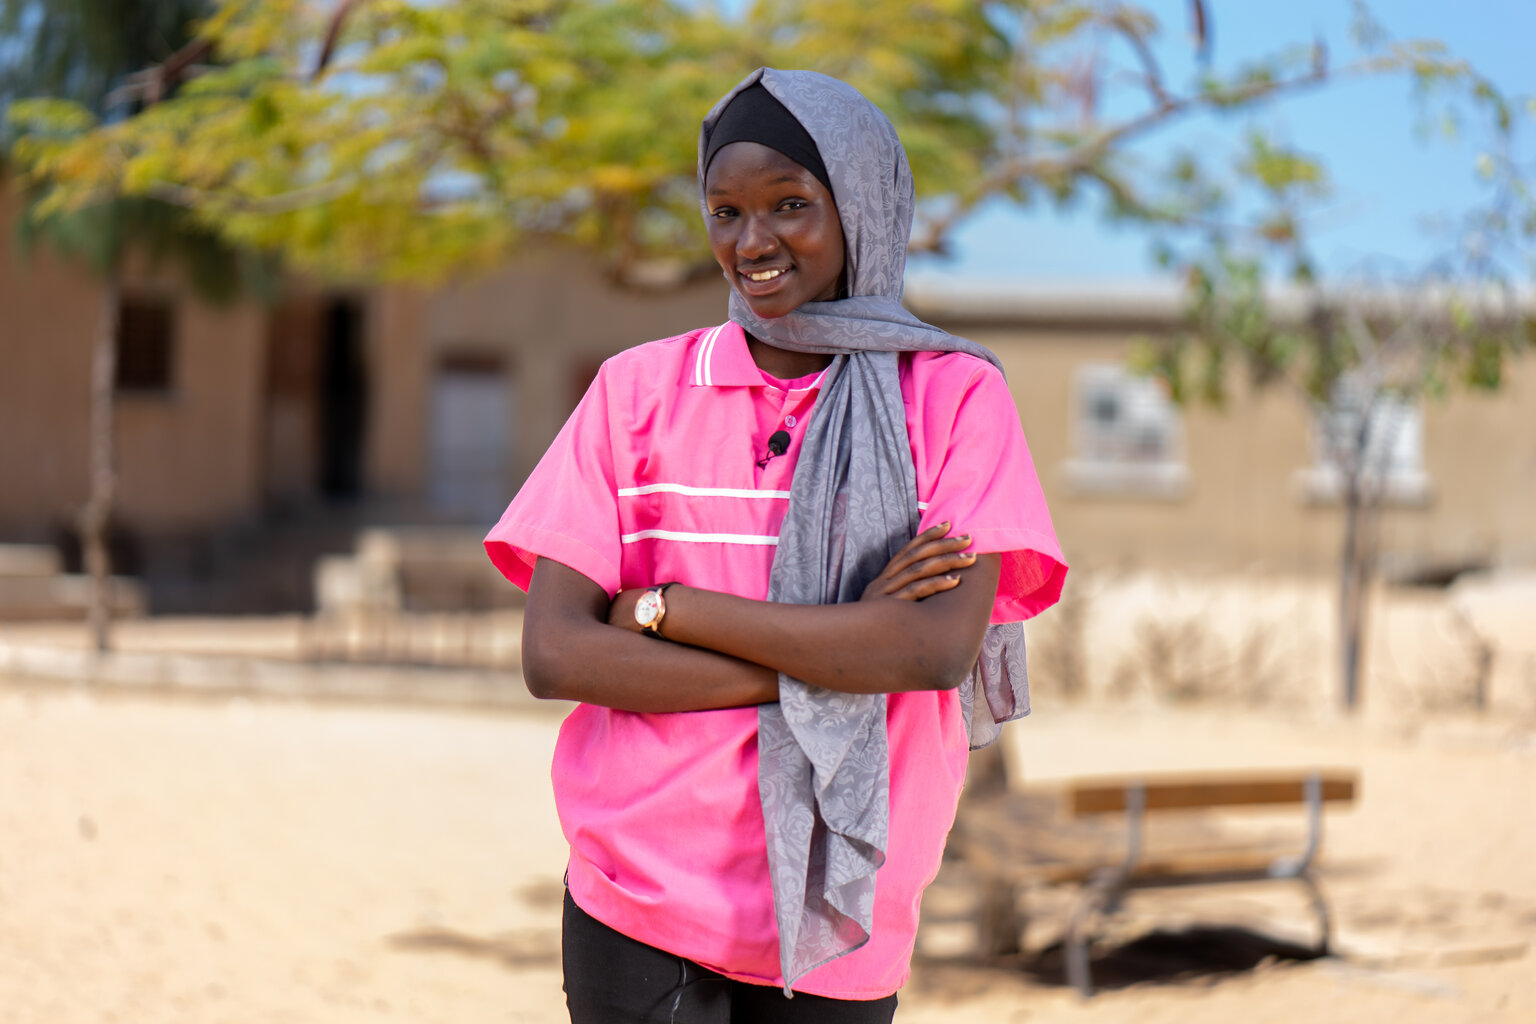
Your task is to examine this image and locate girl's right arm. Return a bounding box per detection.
[521,557,782,712]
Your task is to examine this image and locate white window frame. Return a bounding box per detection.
[1295,376,1432,506]
[1063,363,1189,499]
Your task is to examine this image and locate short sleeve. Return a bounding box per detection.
[909,356,1067,623]
[484,363,624,596]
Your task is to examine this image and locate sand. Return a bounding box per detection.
[2,674,1532,1024]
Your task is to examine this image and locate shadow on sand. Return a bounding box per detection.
[387,926,561,970]
[1025,925,1327,991]
[915,924,1326,998]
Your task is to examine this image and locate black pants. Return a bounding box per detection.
[562,891,899,1023]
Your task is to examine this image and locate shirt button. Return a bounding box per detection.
[784,414,797,427]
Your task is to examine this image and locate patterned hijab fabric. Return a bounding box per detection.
[698,68,1031,993]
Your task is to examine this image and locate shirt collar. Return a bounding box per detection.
[690,321,766,388]
[690,320,835,391]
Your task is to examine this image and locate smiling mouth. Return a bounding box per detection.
[743,267,787,283]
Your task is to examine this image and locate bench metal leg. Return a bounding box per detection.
[1066,783,1146,997]
[1297,872,1332,956]
[1063,892,1094,997]
[1064,876,1121,997]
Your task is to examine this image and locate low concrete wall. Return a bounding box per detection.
[0,574,145,621]
[0,640,539,713]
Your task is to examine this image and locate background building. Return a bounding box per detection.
[3,184,1533,613]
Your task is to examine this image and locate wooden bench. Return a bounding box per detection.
[951,769,1358,996]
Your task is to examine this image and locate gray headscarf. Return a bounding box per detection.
[698,68,1031,993]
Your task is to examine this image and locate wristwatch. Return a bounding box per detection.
[633,583,675,637]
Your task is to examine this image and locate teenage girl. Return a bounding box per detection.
[486,68,1065,1023]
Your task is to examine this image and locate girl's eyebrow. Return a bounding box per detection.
[707,174,813,197]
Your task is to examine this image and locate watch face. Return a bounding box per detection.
[635,590,663,628]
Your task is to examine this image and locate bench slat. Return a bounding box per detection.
[1068,772,1356,816]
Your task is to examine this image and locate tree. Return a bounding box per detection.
[1138,263,1530,711]
[7,1,1531,698]
[1129,6,1534,711]
[2,0,272,651]
[8,1,1522,283]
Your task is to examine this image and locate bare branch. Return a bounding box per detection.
[1188,0,1211,65]
[910,58,1347,254]
[314,0,370,80]
[102,36,215,107]
[1111,12,1171,107]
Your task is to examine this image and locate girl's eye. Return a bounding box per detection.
[710,207,736,219]
[779,199,807,211]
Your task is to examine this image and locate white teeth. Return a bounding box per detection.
[746,269,784,281]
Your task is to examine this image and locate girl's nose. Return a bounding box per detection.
[738,214,778,259]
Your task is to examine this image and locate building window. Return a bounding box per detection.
[1297,377,1431,506]
[115,296,175,394]
[1063,363,1188,498]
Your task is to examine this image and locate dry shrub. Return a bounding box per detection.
[1027,575,1091,701]
[1111,611,1289,707]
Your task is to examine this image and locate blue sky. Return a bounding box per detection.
[908,0,1535,284]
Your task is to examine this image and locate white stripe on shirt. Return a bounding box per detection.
[621,529,780,546]
[788,367,831,392]
[619,483,792,500]
[694,324,724,387]
[620,486,923,507]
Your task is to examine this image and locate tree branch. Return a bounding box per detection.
[1110,11,1171,107]
[314,0,370,80]
[102,36,215,107]
[910,58,1351,254]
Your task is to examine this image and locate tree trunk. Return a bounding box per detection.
[1337,458,1383,713]
[83,274,120,654]
[1338,464,1361,711]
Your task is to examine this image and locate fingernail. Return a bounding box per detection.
[946,574,960,581]
[958,534,970,542]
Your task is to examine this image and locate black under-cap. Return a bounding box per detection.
[702,81,833,197]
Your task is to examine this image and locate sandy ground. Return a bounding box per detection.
[2,675,1532,1024]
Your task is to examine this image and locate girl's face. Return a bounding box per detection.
[704,141,846,320]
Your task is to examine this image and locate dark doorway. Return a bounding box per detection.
[318,298,368,500]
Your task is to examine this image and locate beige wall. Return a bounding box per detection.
[951,320,1536,577]
[417,251,729,490]
[1415,356,1536,568]
[367,286,429,498]
[113,288,267,530]
[0,195,730,547]
[5,173,1532,584]
[0,187,267,542]
[0,192,98,539]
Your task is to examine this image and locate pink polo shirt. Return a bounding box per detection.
[486,321,1064,999]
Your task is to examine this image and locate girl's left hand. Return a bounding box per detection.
[861,522,977,602]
